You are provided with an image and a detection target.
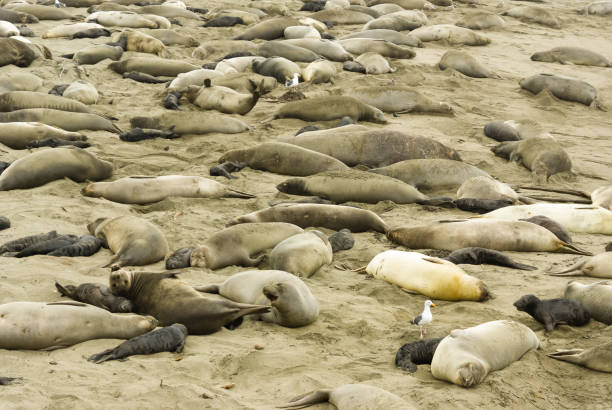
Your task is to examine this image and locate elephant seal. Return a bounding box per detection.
[283,39,353,62]
[431,320,540,387]
[212,72,277,95]
[88,323,187,363]
[310,8,374,24]
[439,50,498,78]
[192,40,257,60]
[113,29,166,56]
[42,23,105,39]
[194,270,319,327]
[492,136,572,183]
[0,20,19,36]
[277,170,427,204]
[0,91,90,113]
[591,185,612,210]
[88,216,169,268]
[0,216,9,231]
[14,234,79,257]
[119,128,179,141]
[218,142,348,176]
[210,161,246,179]
[513,294,590,331]
[328,229,354,252]
[0,231,59,255]
[456,176,520,203]
[0,147,112,191]
[0,72,42,94]
[303,59,336,83]
[47,235,102,257]
[203,16,244,27]
[190,223,304,269]
[395,338,442,372]
[365,250,488,301]
[410,24,491,46]
[446,248,536,270]
[370,160,486,191]
[184,79,261,115]
[252,56,301,83]
[345,86,453,115]
[279,126,462,166]
[269,231,332,277]
[0,122,86,149]
[167,69,223,92]
[72,44,123,65]
[502,6,560,28]
[279,384,412,409]
[233,17,298,40]
[130,111,249,135]
[564,281,612,324]
[531,47,611,67]
[453,198,513,213]
[264,96,386,123]
[340,29,422,48]
[483,204,612,235]
[483,121,523,141]
[583,0,612,15]
[0,302,157,350]
[257,41,321,62]
[455,11,505,30]
[339,38,415,59]
[387,219,591,255]
[0,109,121,133]
[146,29,198,46]
[139,5,202,19]
[165,247,192,270]
[7,4,75,21]
[109,57,198,77]
[70,27,111,39]
[520,215,572,243]
[284,25,321,39]
[228,204,388,233]
[355,52,395,74]
[87,11,158,28]
[56,281,132,312]
[62,81,98,105]
[364,10,428,31]
[83,175,253,204]
[0,7,38,24]
[548,342,612,373]
[520,74,603,109]
[548,253,612,278]
[109,270,270,334]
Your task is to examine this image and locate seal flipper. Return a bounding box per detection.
[278,389,332,409]
[226,188,255,199]
[55,282,74,298]
[548,260,587,276]
[193,284,220,294]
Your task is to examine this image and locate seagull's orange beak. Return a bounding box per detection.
[431,303,436,307]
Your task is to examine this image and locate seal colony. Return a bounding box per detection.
[0,0,610,407]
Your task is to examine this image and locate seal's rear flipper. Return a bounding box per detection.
[193,284,220,294]
[548,260,586,275]
[556,244,592,256]
[55,282,71,297]
[227,188,255,199]
[277,389,332,409]
[547,349,584,364]
[223,316,243,330]
[513,262,538,271]
[417,197,455,208]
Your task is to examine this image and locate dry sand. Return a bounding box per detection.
[1,0,611,408]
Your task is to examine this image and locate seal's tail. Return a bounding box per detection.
[547,349,585,364]
[277,389,332,409]
[557,243,592,256]
[548,259,586,275]
[226,188,255,199]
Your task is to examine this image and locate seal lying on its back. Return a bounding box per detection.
[109,270,270,334]
[88,323,187,363]
[0,301,157,350]
[264,96,387,124]
[520,74,603,110]
[431,320,540,387]
[549,342,612,373]
[195,270,319,327]
[446,248,536,270]
[279,384,414,409]
[514,294,590,331]
[395,338,442,372]
[56,282,132,312]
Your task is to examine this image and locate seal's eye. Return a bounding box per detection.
[123,280,128,285]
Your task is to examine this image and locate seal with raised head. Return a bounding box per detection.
[269,231,332,278]
[0,301,157,350]
[189,222,304,270]
[365,250,489,301]
[446,247,536,270]
[194,270,319,327]
[228,203,388,233]
[531,47,611,67]
[109,270,270,334]
[520,215,573,243]
[431,320,540,387]
[439,50,498,78]
[264,96,386,124]
[88,323,187,363]
[56,281,132,312]
[514,295,590,332]
[395,338,442,372]
[548,342,612,373]
[0,147,112,191]
[548,252,612,278]
[88,215,169,268]
[520,74,603,109]
[279,384,413,409]
[82,175,254,204]
[346,86,452,115]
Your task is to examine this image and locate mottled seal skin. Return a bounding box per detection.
[56,282,133,313]
[520,215,572,243]
[0,216,10,231]
[549,342,612,373]
[70,28,111,39]
[88,323,187,363]
[395,338,442,372]
[209,161,246,179]
[484,121,521,141]
[439,50,497,78]
[0,38,37,68]
[0,8,39,24]
[0,231,58,255]
[279,384,410,409]
[47,235,102,257]
[109,270,270,335]
[531,47,611,67]
[446,247,537,270]
[15,234,79,258]
[565,281,612,325]
[520,74,603,110]
[119,128,180,142]
[513,294,590,332]
[492,137,572,184]
[328,229,354,252]
[454,198,513,213]
[265,96,387,124]
[165,247,193,270]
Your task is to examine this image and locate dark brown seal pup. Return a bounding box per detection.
[47,235,102,257]
[109,270,270,335]
[56,282,133,313]
[119,128,180,142]
[0,217,9,231]
[328,229,354,252]
[520,215,572,243]
[209,162,246,179]
[446,248,537,270]
[88,323,187,363]
[0,231,59,255]
[395,338,442,372]
[14,234,78,257]
[513,294,590,332]
[0,377,21,386]
[453,198,513,213]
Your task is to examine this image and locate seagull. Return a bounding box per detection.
[411,300,435,339]
[54,0,66,7]
[285,73,299,88]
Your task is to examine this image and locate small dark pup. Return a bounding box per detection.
[513,294,590,332]
[395,338,442,372]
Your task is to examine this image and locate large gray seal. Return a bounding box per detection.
[0,147,112,191]
[0,122,86,149]
[519,74,603,109]
[109,270,270,335]
[531,47,611,67]
[564,280,612,324]
[0,38,37,68]
[0,91,91,113]
[269,231,332,277]
[345,86,453,114]
[0,301,157,350]
[0,108,121,133]
[548,342,612,373]
[194,270,319,327]
[109,57,198,77]
[264,96,387,124]
[130,111,249,135]
[88,215,169,268]
[439,50,498,78]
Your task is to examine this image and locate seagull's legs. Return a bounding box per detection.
[419,326,424,339]
[423,326,427,336]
